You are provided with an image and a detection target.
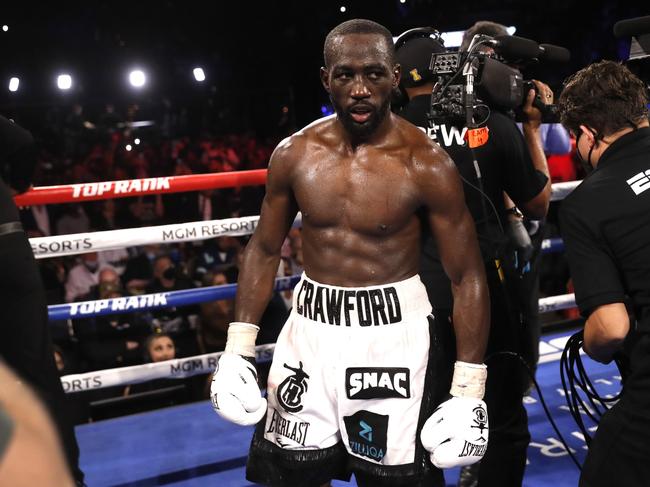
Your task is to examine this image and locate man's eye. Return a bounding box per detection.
[368,72,384,80]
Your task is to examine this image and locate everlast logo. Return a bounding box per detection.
[459,440,487,458]
[266,410,310,447]
[295,281,402,326]
[346,368,410,400]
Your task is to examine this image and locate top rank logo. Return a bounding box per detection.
[71,178,171,198]
[346,367,410,400]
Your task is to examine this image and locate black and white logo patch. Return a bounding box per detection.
[471,405,488,443]
[276,362,309,413]
[345,367,410,400]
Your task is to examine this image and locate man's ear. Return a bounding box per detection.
[393,64,401,89]
[579,124,596,146]
[320,67,330,93]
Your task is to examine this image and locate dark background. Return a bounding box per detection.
[0,0,646,136]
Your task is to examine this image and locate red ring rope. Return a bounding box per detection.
[13,169,268,206]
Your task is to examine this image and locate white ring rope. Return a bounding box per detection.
[60,293,578,393]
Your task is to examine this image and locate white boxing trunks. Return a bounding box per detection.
[257,272,443,478]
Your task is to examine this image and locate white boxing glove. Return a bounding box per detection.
[210,322,267,426]
[420,361,489,469]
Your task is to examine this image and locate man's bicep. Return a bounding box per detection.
[424,161,480,283]
[250,154,298,254]
[560,205,624,315]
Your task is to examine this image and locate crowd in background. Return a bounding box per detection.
[15,101,584,422]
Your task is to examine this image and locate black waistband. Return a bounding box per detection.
[0,222,24,236]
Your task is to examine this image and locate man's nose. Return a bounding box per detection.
[350,75,371,99]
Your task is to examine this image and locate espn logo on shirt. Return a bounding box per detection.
[627,170,650,195]
[345,367,410,400]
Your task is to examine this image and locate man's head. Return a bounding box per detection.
[395,33,445,91]
[460,21,508,52]
[98,266,121,299]
[153,255,175,282]
[558,60,649,166]
[321,19,400,140]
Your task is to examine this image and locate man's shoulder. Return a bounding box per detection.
[560,177,596,226]
[394,115,446,159]
[271,117,335,162]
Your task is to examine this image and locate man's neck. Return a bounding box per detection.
[594,119,650,167]
[339,113,394,151]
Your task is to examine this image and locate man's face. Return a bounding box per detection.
[321,33,400,139]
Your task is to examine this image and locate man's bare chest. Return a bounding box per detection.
[292,159,420,233]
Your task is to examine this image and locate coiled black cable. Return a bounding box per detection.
[559,330,623,452]
[486,350,583,470]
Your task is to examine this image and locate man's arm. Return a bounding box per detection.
[518,80,552,219]
[234,138,299,326]
[210,139,299,426]
[417,141,491,469]
[419,144,490,362]
[583,303,630,364]
[0,363,75,487]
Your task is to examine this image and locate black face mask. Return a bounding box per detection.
[575,129,598,174]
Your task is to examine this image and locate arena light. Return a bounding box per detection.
[8,77,19,92]
[134,138,141,145]
[2,25,8,33]
[340,5,346,13]
[193,67,206,82]
[128,69,146,88]
[125,144,133,151]
[57,74,72,90]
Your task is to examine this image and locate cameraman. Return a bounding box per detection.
[396,23,552,487]
[558,60,650,487]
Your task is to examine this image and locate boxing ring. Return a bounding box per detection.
[16,172,612,486]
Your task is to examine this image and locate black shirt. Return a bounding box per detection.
[560,127,650,325]
[400,94,548,308]
[0,115,37,224]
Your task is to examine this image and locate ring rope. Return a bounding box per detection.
[13,169,268,207]
[48,275,301,321]
[48,269,576,321]
[15,170,579,207]
[31,214,560,260]
[32,215,262,259]
[60,290,578,394]
[60,343,276,394]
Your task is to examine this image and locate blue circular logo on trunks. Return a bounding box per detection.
[277,362,310,413]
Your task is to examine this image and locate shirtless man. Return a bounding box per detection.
[211,19,490,487]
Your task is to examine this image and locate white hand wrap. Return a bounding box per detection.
[224,322,259,357]
[420,361,489,469]
[210,323,267,426]
[450,361,487,399]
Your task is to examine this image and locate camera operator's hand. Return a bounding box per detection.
[522,79,553,128]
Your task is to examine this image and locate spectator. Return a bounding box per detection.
[65,253,101,302]
[56,204,90,236]
[74,268,150,371]
[143,332,176,363]
[197,272,234,353]
[146,255,198,357]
